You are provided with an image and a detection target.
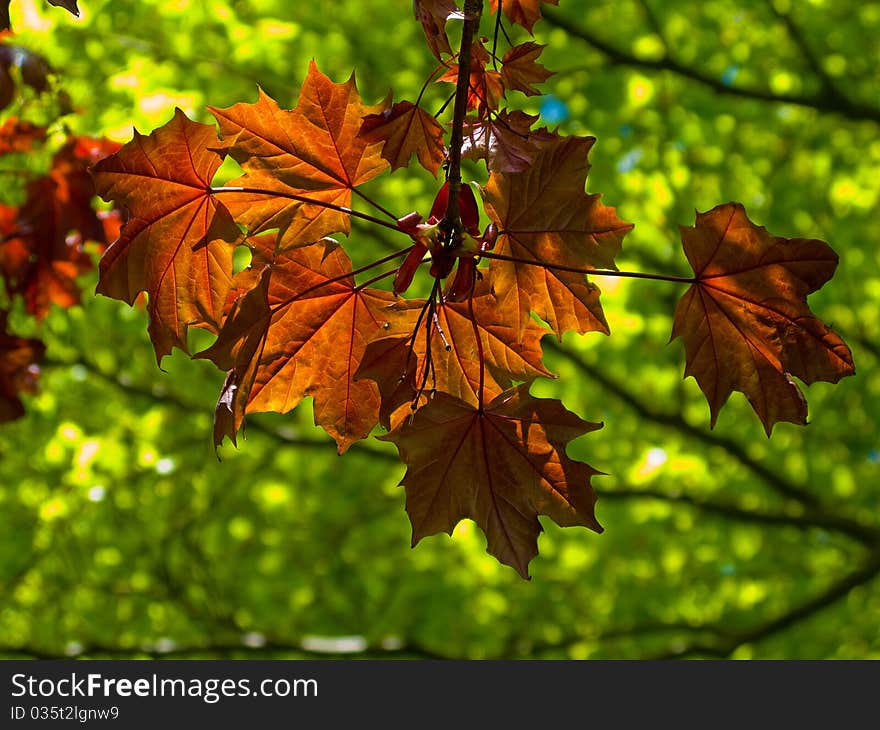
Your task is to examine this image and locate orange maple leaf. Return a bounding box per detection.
[481,134,632,338]
[360,99,446,175]
[500,42,554,96]
[413,0,463,60]
[197,235,397,454]
[357,273,553,428]
[210,61,390,247]
[92,110,241,362]
[380,384,603,578]
[671,203,855,434]
[461,109,554,173]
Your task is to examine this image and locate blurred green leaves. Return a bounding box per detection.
[0,0,878,659]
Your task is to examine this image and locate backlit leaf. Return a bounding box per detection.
[360,100,446,175]
[380,384,603,578]
[92,109,241,362]
[490,0,558,33]
[197,235,396,453]
[210,61,389,247]
[481,134,632,338]
[671,203,855,434]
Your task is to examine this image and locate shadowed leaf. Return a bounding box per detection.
[671,202,855,434]
[481,134,632,338]
[380,384,603,578]
[0,310,44,423]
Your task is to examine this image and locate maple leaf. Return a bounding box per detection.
[2,1,78,31]
[438,42,504,114]
[462,109,554,173]
[0,118,46,155]
[1,136,120,319]
[0,310,45,423]
[209,61,389,248]
[413,0,463,60]
[671,203,855,434]
[481,134,632,338]
[92,109,241,362]
[47,0,79,15]
[500,42,554,96]
[197,235,397,453]
[490,0,558,34]
[359,100,446,175]
[380,384,603,578]
[357,273,553,428]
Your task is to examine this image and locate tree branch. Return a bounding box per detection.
[544,340,824,509]
[442,0,484,233]
[41,356,399,464]
[647,548,880,658]
[542,7,880,125]
[601,488,879,547]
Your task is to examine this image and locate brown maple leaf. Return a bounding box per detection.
[197,235,397,453]
[1,136,120,319]
[671,203,855,434]
[481,134,632,338]
[500,42,554,96]
[0,117,46,155]
[210,62,389,247]
[92,109,241,362]
[360,100,446,175]
[413,0,464,59]
[461,109,554,173]
[46,0,79,16]
[490,0,558,34]
[357,272,553,428]
[438,41,504,114]
[0,310,44,423]
[380,384,603,579]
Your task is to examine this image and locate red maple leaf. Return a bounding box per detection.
[357,272,553,428]
[490,0,558,34]
[380,384,603,578]
[671,203,855,434]
[413,0,463,59]
[0,310,44,423]
[209,61,389,247]
[1,136,120,319]
[92,109,242,361]
[481,134,632,338]
[197,235,397,453]
[500,42,554,96]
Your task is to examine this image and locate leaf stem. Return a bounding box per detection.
[466,286,486,410]
[211,186,406,235]
[477,250,696,284]
[351,187,399,222]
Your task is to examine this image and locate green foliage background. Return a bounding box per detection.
[1,0,878,659]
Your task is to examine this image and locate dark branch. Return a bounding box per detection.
[544,339,825,509]
[542,8,880,125]
[648,549,880,658]
[41,356,399,464]
[601,488,880,546]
